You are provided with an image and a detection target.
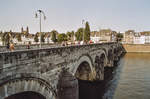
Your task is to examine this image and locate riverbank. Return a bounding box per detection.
[123,44,150,52]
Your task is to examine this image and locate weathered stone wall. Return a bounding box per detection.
[123,44,150,52]
[0,42,123,99]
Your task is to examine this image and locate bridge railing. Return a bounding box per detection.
[0,44,58,52]
[0,42,117,52]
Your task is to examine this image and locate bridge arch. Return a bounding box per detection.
[100,53,107,68]
[73,55,96,81]
[96,49,108,66]
[94,52,107,80]
[0,74,56,99]
[75,61,94,80]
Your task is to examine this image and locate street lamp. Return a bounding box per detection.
[82,19,85,44]
[35,10,46,48]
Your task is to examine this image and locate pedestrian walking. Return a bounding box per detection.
[27,42,31,49]
[6,43,10,49]
[10,43,14,51]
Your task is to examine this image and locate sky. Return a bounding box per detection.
[1,0,150,33]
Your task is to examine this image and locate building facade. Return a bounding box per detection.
[124,30,150,44]
[0,27,54,46]
[90,29,117,43]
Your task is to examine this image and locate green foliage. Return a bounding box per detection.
[57,33,67,42]
[51,30,58,42]
[16,34,22,42]
[1,34,5,44]
[34,34,39,43]
[66,31,74,41]
[41,33,45,43]
[116,33,123,42]
[2,32,11,45]
[75,28,83,41]
[84,21,91,41]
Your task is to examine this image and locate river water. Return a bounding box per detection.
[104,53,150,99]
[79,53,150,99]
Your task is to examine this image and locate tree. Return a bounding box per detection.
[2,32,11,45]
[71,31,75,41]
[34,34,39,43]
[57,33,67,42]
[84,21,91,42]
[1,33,6,45]
[66,31,74,41]
[41,33,45,43]
[116,33,123,42]
[16,34,22,42]
[51,30,57,43]
[75,28,83,41]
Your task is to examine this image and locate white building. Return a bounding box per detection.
[124,31,150,44]
[140,32,150,44]
[145,36,150,44]
[90,35,101,43]
[133,33,145,44]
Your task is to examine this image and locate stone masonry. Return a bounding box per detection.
[0,42,123,99]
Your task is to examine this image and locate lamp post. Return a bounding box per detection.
[82,19,85,44]
[35,10,46,48]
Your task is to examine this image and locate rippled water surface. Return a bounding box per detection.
[104,53,150,99]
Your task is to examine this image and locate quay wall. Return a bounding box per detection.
[123,44,150,52]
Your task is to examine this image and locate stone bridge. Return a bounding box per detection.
[0,42,123,99]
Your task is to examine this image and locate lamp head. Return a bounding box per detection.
[38,10,42,13]
[44,16,46,20]
[35,13,38,18]
[82,19,85,24]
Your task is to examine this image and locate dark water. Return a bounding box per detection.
[104,53,150,99]
[5,91,46,99]
[80,53,150,99]
[79,80,105,99]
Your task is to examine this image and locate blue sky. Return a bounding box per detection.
[1,0,150,33]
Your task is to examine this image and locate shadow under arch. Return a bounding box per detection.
[77,54,107,99]
[5,91,46,99]
[96,48,108,67]
[75,61,94,81]
[100,52,107,67]
[71,54,95,81]
[108,49,113,60]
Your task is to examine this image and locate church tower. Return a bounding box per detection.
[21,27,23,33]
[26,26,29,33]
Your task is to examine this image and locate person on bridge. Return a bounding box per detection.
[6,43,10,50]
[27,42,31,49]
[9,43,14,51]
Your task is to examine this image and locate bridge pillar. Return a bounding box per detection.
[104,67,114,81]
[58,70,78,99]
